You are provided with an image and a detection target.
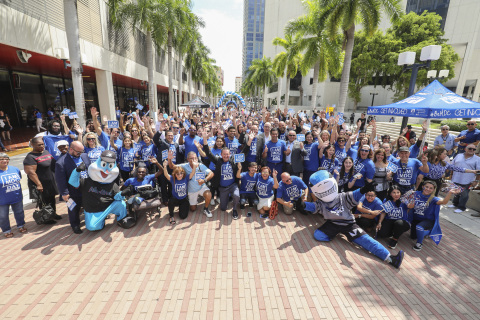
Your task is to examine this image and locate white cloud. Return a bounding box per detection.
[195,6,243,92]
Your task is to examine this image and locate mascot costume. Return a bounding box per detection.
[69,150,135,230]
[305,170,404,269]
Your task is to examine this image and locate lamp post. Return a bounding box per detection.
[397,45,442,134]
[370,92,378,106]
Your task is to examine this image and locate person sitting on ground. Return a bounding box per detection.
[236,162,259,212]
[162,161,194,224]
[122,158,163,206]
[276,172,309,215]
[354,190,383,232]
[255,166,279,218]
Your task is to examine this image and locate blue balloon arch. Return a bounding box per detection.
[217,91,246,108]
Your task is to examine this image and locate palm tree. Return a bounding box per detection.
[319,0,403,113]
[64,0,86,127]
[285,0,343,110]
[272,33,302,108]
[248,57,276,108]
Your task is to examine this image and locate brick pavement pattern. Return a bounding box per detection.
[1,200,480,319]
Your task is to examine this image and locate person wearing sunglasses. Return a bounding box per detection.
[433,125,457,157]
[449,144,480,215]
[454,120,480,154]
[351,146,375,191]
[277,172,309,215]
[178,125,203,159]
[390,146,430,194]
[162,161,195,223]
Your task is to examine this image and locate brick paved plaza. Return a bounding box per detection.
[1,200,480,320]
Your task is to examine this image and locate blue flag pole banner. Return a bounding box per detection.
[234,153,245,163]
[195,172,206,181]
[367,80,480,118]
[297,134,305,142]
[338,117,345,125]
[68,112,78,119]
[107,121,119,129]
[161,150,168,161]
[338,112,344,119]
[62,108,71,115]
[136,103,144,110]
[183,119,191,130]
[381,200,395,213]
[386,162,399,173]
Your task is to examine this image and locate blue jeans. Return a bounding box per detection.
[0,201,25,234]
[452,183,471,211]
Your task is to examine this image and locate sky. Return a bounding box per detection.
[192,0,243,92]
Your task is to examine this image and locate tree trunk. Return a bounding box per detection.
[353,100,358,112]
[311,61,320,110]
[277,77,282,109]
[167,31,174,114]
[63,0,86,127]
[263,84,268,109]
[338,24,356,113]
[146,31,157,114]
[177,53,183,113]
[285,77,291,108]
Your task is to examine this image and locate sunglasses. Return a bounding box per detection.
[441,129,448,131]
[87,137,96,141]
[288,134,296,137]
[467,147,476,151]
[467,123,475,126]
[361,149,370,152]
[337,140,345,142]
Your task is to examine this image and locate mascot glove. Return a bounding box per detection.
[360,181,377,194]
[76,162,86,172]
[114,191,125,201]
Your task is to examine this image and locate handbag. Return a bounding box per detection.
[32,189,55,225]
[269,200,279,220]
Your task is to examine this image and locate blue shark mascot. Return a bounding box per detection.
[305,170,404,268]
[69,150,133,231]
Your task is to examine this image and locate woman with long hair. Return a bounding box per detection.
[111,136,135,182]
[162,161,195,224]
[376,185,412,249]
[319,143,339,175]
[135,134,158,174]
[350,145,375,191]
[302,132,320,185]
[83,132,105,163]
[373,148,391,201]
[255,167,279,218]
[206,136,225,206]
[335,156,355,193]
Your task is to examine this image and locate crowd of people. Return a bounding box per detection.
[1,105,479,261]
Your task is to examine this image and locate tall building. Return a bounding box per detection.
[262,0,480,112]
[235,77,242,92]
[242,0,265,79]
[214,66,224,86]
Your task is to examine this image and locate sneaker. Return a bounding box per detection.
[388,239,397,249]
[447,204,456,208]
[413,243,423,251]
[204,208,213,218]
[232,210,239,220]
[210,199,215,206]
[52,213,62,220]
[260,214,269,219]
[389,250,404,269]
[454,209,464,213]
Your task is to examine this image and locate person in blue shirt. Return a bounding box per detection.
[224,126,240,155]
[353,190,383,232]
[376,185,412,249]
[410,181,459,251]
[276,173,309,215]
[455,120,480,153]
[83,132,106,163]
[302,132,320,186]
[111,136,135,182]
[244,127,259,172]
[351,145,375,190]
[262,128,287,182]
[162,161,195,224]
[335,156,355,193]
[35,110,45,132]
[135,135,158,173]
[47,108,54,120]
[0,153,25,238]
[236,162,259,211]
[319,144,339,175]
[122,159,163,190]
[204,137,224,206]
[178,125,203,159]
[390,146,429,194]
[109,128,123,152]
[255,166,279,218]
[334,136,348,165]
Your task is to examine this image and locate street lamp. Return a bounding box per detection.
[427,69,450,81]
[397,45,442,133]
[370,92,378,106]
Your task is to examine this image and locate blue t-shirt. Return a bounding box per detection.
[382,200,412,222]
[179,163,211,193]
[98,131,110,150]
[319,156,339,174]
[85,146,105,163]
[278,131,287,141]
[133,140,146,154]
[47,110,54,119]
[219,161,235,187]
[412,192,440,221]
[347,148,358,162]
[409,143,420,159]
[353,158,375,187]
[391,158,424,186]
[304,142,320,172]
[356,195,383,215]
[170,176,188,200]
[0,166,22,205]
[137,144,158,164]
[457,129,480,153]
[124,174,156,190]
[266,140,286,163]
[277,176,307,202]
[109,138,123,152]
[184,135,204,158]
[240,172,258,194]
[116,109,121,120]
[43,135,73,160]
[334,143,347,164]
[246,137,257,163]
[224,136,240,155]
[208,148,222,171]
[256,175,274,198]
[36,112,42,118]
[117,147,136,171]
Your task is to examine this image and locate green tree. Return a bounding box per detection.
[285,0,343,110]
[248,57,276,108]
[272,33,303,108]
[319,0,403,113]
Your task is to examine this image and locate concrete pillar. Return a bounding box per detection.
[467,84,474,98]
[95,69,116,120]
[472,79,480,102]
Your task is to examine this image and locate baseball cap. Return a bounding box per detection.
[100,150,116,163]
[398,146,410,152]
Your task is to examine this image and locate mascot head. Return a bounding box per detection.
[88,150,119,184]
[309,169,338,202]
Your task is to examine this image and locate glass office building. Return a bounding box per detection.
[242,0,265,80]
[406,0,450,30]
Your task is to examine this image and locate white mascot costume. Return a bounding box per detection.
[304,170,404,269]
[69,150,135,230]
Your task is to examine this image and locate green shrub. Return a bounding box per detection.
[440,119,467,132]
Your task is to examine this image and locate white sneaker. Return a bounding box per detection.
[454,209,464,213]
[447,204,456,208]
[204,208,213,218]
[210,199,215,206]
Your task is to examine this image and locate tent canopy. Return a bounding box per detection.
[181,97,210,108]
[367,80,480,119]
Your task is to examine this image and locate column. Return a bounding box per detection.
[95,70,116,120]
[472,79,480,102]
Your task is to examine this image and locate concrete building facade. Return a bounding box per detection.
[263,0,480,112]
[235,77,242,93]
